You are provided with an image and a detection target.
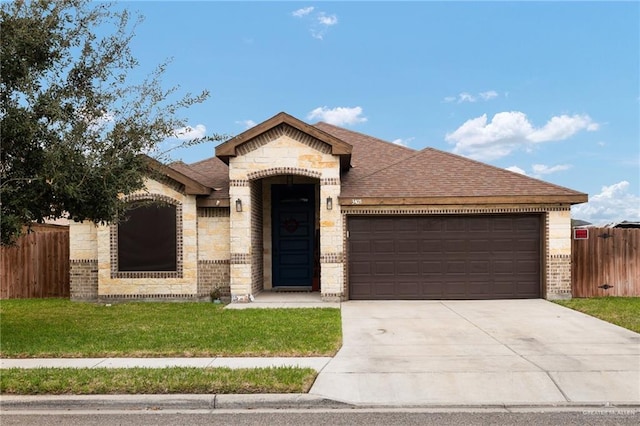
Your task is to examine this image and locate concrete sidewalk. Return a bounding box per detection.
[2,299,639,410]
[0,357,331,371]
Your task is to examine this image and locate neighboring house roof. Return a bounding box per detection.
[610,221,640,229]
[164,114,587,207]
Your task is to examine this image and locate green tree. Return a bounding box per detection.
[0,0,222,245]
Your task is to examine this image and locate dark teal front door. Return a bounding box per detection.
[272,184,315,288]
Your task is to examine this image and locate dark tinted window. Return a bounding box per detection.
[118,203,177,271]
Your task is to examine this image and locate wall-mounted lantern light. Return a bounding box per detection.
[326,196,333,210]
[235,198,242,212]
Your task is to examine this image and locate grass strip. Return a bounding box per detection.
[0,367,317,395]
[555,297,640,333]
[0,299,342,358]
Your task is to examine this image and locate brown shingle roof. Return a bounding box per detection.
[161,116,586,207]
[168,157,230,205]
[315,122,586,204]
[338,146,587,204]
[313,122,416,185]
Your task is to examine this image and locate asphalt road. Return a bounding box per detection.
[2,408,639,426]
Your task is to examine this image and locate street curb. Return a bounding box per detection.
[2,394,639,412]
[0,394,351,411]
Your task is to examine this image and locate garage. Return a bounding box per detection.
[348,215,541,300]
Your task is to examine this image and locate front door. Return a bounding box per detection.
[272,184,315,288]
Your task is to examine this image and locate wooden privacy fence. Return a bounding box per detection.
[572,227,640,297]
[0,224,70,299]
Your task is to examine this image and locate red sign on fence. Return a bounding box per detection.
[573,228,589,240]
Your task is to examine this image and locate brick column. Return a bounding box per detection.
[319,178,344,301]
[229,179,253,298]
[546,209,572,299]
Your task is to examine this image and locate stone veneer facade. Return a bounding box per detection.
[227,124,344,301]
[69,126,574,302]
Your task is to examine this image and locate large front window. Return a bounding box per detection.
[117,202,177,272]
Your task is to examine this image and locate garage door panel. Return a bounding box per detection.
[350,261,371,275]
[446,261,466,273]
[516,259,538,273]
[444,240,467,252]
[445,217,466,231]
[372,240,395,253]
[398,240,419,253]
[470,261,490,273]
[397,261,420,275]
[422,261,445,274]
[374,261,395,275]
[372,219,395,232]
[420,240,443,252]
[349,215,541,300]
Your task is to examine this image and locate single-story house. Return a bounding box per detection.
[69,112,587,302]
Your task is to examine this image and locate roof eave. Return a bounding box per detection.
[143,156,212,196]
[338,194,588,206]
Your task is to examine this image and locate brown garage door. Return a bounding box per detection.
[348,215,541,300]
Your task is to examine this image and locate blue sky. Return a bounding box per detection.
[118,1,638,225]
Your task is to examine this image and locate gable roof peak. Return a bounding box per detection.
[215,112,352,166]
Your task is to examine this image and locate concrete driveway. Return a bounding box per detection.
[310,300,640,406]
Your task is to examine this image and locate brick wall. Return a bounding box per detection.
[250,180,263,295]
[546,254,572,299]
[70,260,98,301]
[197,260,230,298]
[546,209,572,299]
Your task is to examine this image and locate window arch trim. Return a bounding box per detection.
[110,194,183,279]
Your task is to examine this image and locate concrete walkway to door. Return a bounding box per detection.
[310,300,640,406]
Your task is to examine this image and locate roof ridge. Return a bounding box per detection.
[314,122,416,153]
[188,156,218,166]
[171,159,222,185]
[347,147,426,182]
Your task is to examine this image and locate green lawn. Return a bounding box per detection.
[0,299,342,358]
[555,297,640,333]
[0,367,316,395]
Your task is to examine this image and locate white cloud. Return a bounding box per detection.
[531,163,572,175]
[172,124,206,140]
[529,114,599,142]
[458,92,476,103]
[392,137,415,147]
[292,7,314,18]
[307,106,367,126]
[292,6,338,40]
[505,165,527,175]
[318,13,338,26]
[236,119,256,129]
[479,90,498,100]
[444,90,499,104]
[445,111,599,160]
[571,181,640,225]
